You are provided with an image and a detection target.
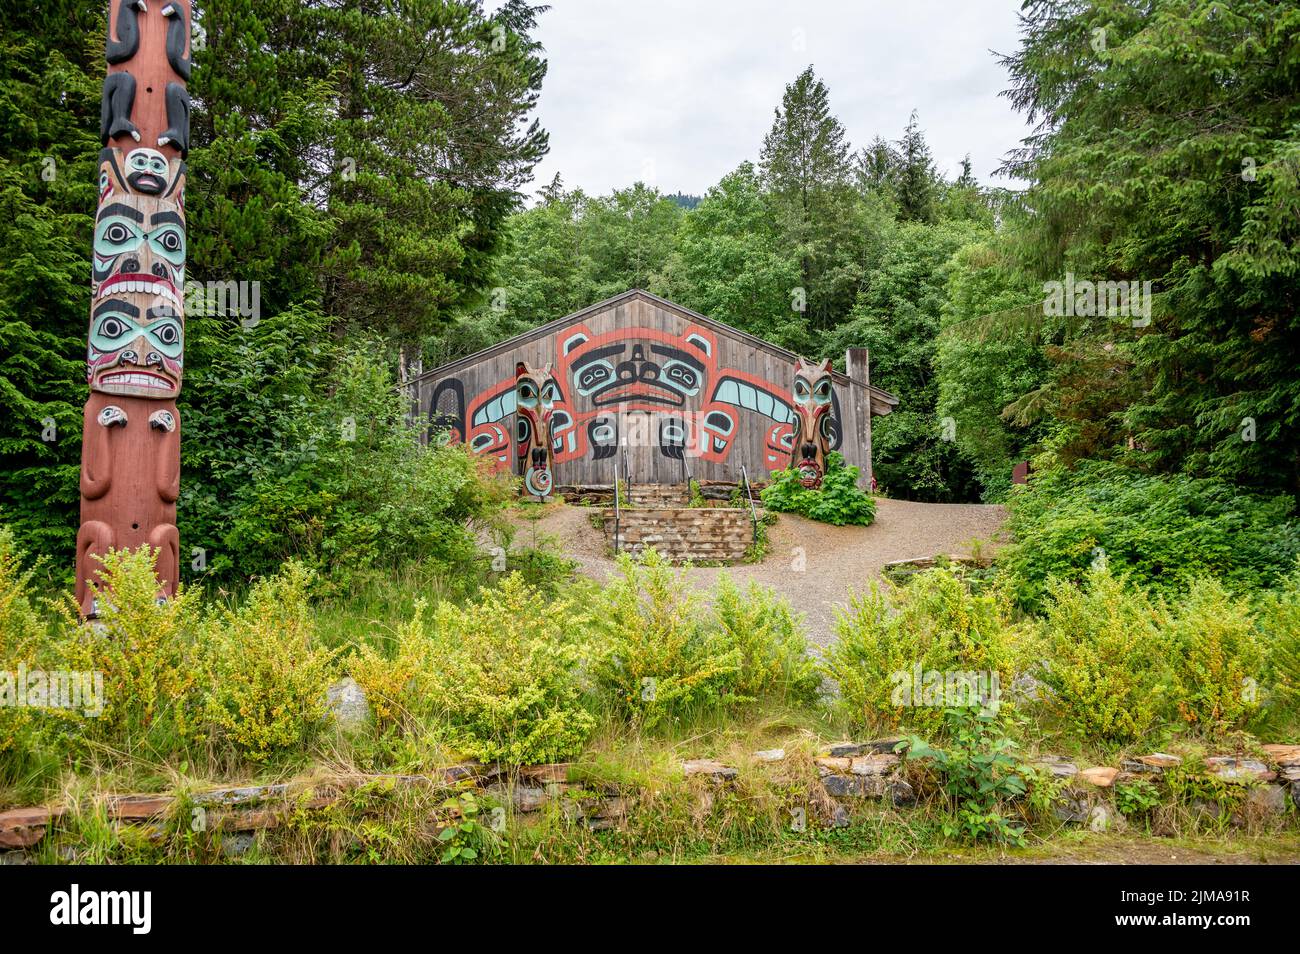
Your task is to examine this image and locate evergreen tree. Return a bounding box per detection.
[0,0,102,562]
[895,110,938,223]
[1000,0,1300,494]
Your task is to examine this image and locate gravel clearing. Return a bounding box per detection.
[506,497,1009,649]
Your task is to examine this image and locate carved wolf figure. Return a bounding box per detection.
[792,358,835,488]
[515,362,558,498]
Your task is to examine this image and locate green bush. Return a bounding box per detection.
[196,563,338,761]
[821,568,1017,736]
[761,452,876,526]
[1033,566,1168,745]
[1165,578,1264,735]
[591,550,743,727]
[1254,564,1300,725]
[421,574,596,765]
[58,547,206,752]
[1000,461,1300,612]
[710,573,820,705]
[186,325,511,590]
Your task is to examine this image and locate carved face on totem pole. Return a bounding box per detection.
[515,362,558,497]
[89,147,186,399]
[792,358,835,488]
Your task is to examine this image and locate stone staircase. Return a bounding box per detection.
[601,504,758,564]
[625,483,694,508]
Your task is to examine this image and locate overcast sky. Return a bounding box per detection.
[512,0,1033,200]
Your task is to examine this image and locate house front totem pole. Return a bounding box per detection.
[77,0,191,615]
[792,358,835,489]
[514,362,557,499]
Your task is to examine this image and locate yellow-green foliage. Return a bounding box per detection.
[58,547,205,744]
[1257,564,1300,720]
[710,574,819,705]
[1165,578,1263,734]
[822,568,1016,735]
[197,563,337,761]
[1035,566,1167,745]
[420,574,596,765]
[349,602,435,727]
[0,529,48,755]
[592,550,742,728]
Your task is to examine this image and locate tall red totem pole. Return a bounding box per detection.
[77,0,191,616]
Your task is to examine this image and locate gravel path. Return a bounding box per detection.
[507,498,1009,649]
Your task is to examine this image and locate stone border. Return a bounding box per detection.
[3,743,1296,852]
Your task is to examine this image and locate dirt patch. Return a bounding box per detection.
[505,497,1010,648]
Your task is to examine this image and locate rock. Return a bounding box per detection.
[1204,757,1274,782]
[517,764,570,785]
[1087,804,1115,832]
[1079,766,1119,787]
[681,759,738,782]
[815,756,853,773]
[1033,756,1079,778]
[221,832,255,858]
[753,748,785,763]
[1055,794,1090,823]
[326,677,371,731]
[0,852,31,865]
[886,776,915,807]
[1121,753,1181,774]
[0,807,59,849]
[822,774,887,799]
[850,754,899,776]
[827,742,868,757]
[868,738,908,755]
[1246,784,1287,816]
[1261,744,1300,765]
[827,804,851,828]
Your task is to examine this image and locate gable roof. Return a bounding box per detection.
[409,289,899,415]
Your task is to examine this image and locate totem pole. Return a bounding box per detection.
[77,0,191,616]
[514,362,556,499]
[791,358,835,489]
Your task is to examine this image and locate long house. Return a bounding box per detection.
[404,289,898,487]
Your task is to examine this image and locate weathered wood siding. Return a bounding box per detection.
[405,292,889,487]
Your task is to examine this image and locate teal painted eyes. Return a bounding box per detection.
[90,311,184,359]
[814,379,833,405]
[94,216,186,266]
[129,151,167,176]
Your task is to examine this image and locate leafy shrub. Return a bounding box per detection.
[422,575,596,765]
[349,603,436,728]
[189,331,511,589]
[1033,566,1168,745]
[1256,564,1300,721]
[1001,461,1300,612]
[197,563,337,761]
[57,547,206,750]
[592,550,742,727]
[762,452,876,526]
[0,529,54,778]
[821,568,1016,736]
[1165,578,1263,735]
[905,708,1027,845]
[710,574,820,705]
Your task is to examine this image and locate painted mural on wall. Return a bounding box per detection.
[77,0,190,617]
[427,322,842,482]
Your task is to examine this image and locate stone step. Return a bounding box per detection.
[601,505,761,565]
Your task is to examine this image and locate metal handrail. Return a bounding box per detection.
[681,453,694,504]
[612,457,622,555]
[739,464,759,544]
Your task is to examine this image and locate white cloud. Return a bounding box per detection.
[514,0,1032,198]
